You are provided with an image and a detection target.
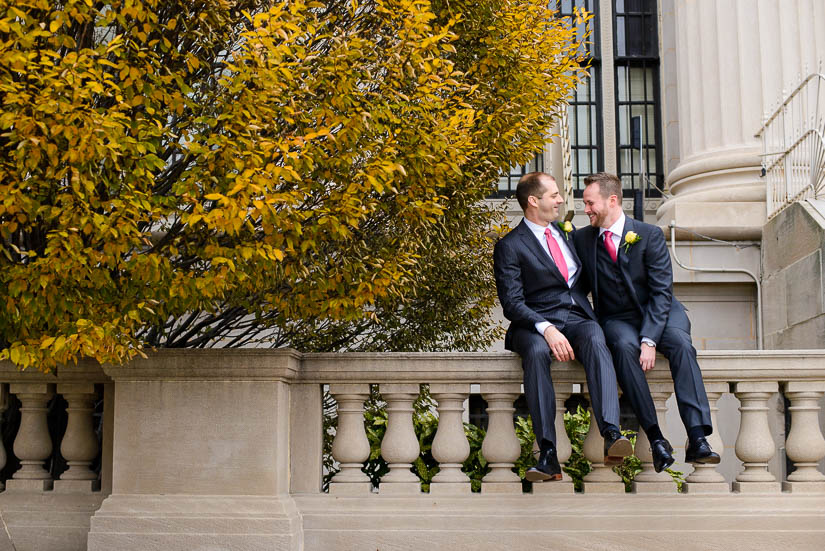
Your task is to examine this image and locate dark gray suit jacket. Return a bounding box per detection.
[493,220,597,351]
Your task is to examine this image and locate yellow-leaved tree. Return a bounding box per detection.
[0,0,589,371]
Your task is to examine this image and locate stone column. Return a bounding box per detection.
[534,384,574,494]
[430,384,471,494]
[329,384,372,495]
[480,384,522,494]
[0,384,8,492]
[7,383,55,491]
[581,389,624,494]
[54,383,100,492]
[633,384,676,493]
[659,0,825,239]
[379,384,421,494]
[683,382,729,493]
[783,381,825,493]
[732,381,781,493]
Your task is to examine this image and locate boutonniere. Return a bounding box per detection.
[623,231,641,253]
[558,221,573,240]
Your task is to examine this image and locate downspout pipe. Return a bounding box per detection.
[668,222,763,350]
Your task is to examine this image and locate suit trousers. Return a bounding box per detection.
[601,317,712,435]
[510,308,621,452]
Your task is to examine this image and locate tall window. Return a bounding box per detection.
[553,0,602,194]
[494,155,545,198]
[614,0,663,196]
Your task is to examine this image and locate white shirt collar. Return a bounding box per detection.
[524,217,559,236]
[599,213,626,238]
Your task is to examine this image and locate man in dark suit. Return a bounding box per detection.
[494,172,630,482]
[574,172,719,473]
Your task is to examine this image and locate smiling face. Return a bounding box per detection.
[582,182,619,229]
[527,176,564,226]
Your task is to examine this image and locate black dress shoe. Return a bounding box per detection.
[650,439,675,473]
[685,437,721,464]
[603,429,633,466]
[525,446,562,482]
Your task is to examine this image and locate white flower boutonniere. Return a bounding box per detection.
[558,221,573,240]
[623,231,641,253]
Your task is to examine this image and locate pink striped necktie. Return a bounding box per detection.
[544,227,568,282]
[603,230,618,263]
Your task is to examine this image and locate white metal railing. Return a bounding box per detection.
[757,72,825,219]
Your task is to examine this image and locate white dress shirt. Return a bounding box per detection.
[523,218,578,336]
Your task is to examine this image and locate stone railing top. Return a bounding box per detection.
[0,349,823,385]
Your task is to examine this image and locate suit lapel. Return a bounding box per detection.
[617,217,641,309]
[515,220,567,286]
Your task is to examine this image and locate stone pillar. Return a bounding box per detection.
[732,381,781,493]
[379,384,421,494]
[783,382,825,493]
[684,382,729,494]
[7,383,55,491]
[659,0,825,239]
[480,384,522,494]
[534,384,574,494]
[0,384,8,492]
[54,383,100,492]
[633,384,676,493]
[430,384,471,494]
[328,384,372,495]
[581,390,624,493]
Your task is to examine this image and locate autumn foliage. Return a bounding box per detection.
[0,0,588,370]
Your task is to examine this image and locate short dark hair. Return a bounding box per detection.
[583,172,622,199]
[515,172,554,211]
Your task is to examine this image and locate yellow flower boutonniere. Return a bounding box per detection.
[623,231,641,253]
[558,221,574,240]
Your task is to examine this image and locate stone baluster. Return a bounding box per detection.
[633,384,676,493]
[54,384,101,492]
[684,383,729,493]
[430,384,471,494]
[379,384,421,494]
[783,382,825,493]
[480,384,522,494]
[534,384,574,494]
[7,383,55,491]
[581,390,624,493]
[0,384,8,492]
[732,381,781,493]
[329,384,372,495]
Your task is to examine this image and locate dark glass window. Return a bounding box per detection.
[614,0,663,197]
[493,155,545,198]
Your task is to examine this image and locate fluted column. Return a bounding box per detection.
[659,0,825,239]
[581,389,624,494]
[732,381,781,493]
[430,384,471,494]
[633,384,676,493]
[54,383,100,492]
[783,381,825,493]
[7,383,55,491]
[379,384,421,494]
[329,384,372,495]
[684,382,729,493]
[534,384,574,494]
[480,384,522,494]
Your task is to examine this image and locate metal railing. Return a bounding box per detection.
[756,72,825,219]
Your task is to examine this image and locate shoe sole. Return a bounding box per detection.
[525,470,563,483]
[688,454,721,465]
[606,438,634,458]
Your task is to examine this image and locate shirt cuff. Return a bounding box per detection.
[641,337,656,347]
[536,321,553,336]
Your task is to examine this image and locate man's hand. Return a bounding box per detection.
[639,342,656,372]
[544,326,575,362]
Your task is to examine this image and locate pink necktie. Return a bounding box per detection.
[603,230,618,263]
[544,227,569,282]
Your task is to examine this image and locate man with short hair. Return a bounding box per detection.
[494,172,630,482]
[574,172,719,473]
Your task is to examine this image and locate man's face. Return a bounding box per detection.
[582,183,613,228]
[531,177,564,225]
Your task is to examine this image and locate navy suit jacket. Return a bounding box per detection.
[573,217,689,344]
[493,220,597,351]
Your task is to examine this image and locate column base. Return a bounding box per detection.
[532,481,575,494]
[683,482,731,494]
[782,481,825,494]
[87,494,303,551]
[480,482,523,494]
[632,481,679,494]
[428,482,472,495]
[53,480,101,493]
[378,482,421,495]
[732,481,782,493]
[5,479,53,492]
[582,482,626,494]
[328,482,373,496]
